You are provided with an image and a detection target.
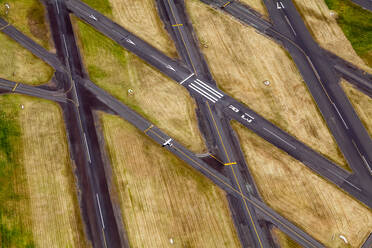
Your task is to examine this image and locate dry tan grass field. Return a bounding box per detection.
[238,0,268,18]
[73,16,206,153]
[108,0,178,58]
[292,0,372,73]
[0,33,53,85]
[185,0,347,169]
[100,113,241,248]
[1,94,88,247]
[341,80,372,138]
[232,121,372,248]
[271,228,302,248]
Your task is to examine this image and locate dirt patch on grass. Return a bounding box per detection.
[293,0,372,71]
[340,80,372,138]
[185,0,348,169]
[100,113,241,247]
[0,94,89,247]
[232,121,372,248]
[73,17,206,153]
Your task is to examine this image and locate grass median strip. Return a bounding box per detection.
[232,121,372,248]
[99,113,241,247]
[72,5,206,153]
[0,94,88,247]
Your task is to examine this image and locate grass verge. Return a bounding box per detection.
[340,80,372,138]
[232,121,372,248]
[72,14,206,153]
[0,94,88,247]
[186,0,348,169]
[100,113,241,247]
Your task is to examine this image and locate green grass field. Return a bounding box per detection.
[324,0,372,66]
[0,95,34,247]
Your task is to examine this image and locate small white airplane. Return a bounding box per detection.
[162,138,173,147]
[89,14,98,21]
[166,64,176,72]
[125,38,135,45]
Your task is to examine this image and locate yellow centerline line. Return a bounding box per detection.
[145,128,316,248]
[206,101,264,248]
[210,154,224,165]
[12,82,20,92]
[224,162,237,166]
[172,23,183,27]
[206,101,230,161]
[143,124,154,133]
[223,1,231,7]
[166,0,198,74]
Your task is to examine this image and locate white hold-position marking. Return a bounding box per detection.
[188,84,217,103]
[179,73,194,85]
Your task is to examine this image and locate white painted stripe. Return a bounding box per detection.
[189,84,217,103]
[194,80,223,99]
[179,73,194,85]
[190,83,218,102]
[362,156,372,174]
[55,0,60,14]
[284,15,296,36]
[332,103,348,129]
[344,180,362,191]
[83,133,91,163]
[280,2,285,9]
[62,34,69,58]
[263,127,296,149]
[195,79,223,98]
[96,194,105,229]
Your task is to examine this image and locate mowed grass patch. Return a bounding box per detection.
[0,94,34,247]
[271,228,302,248]
[0,33,53,85]
[0,94,88,248]
[293,0,372,71]
[238,0,268,18]
[231,121,372,248]
[0,0,53,50]
[186,0,348,169]
[100,113,241,247]
[73,18,206,153]
[340,80,372,138]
